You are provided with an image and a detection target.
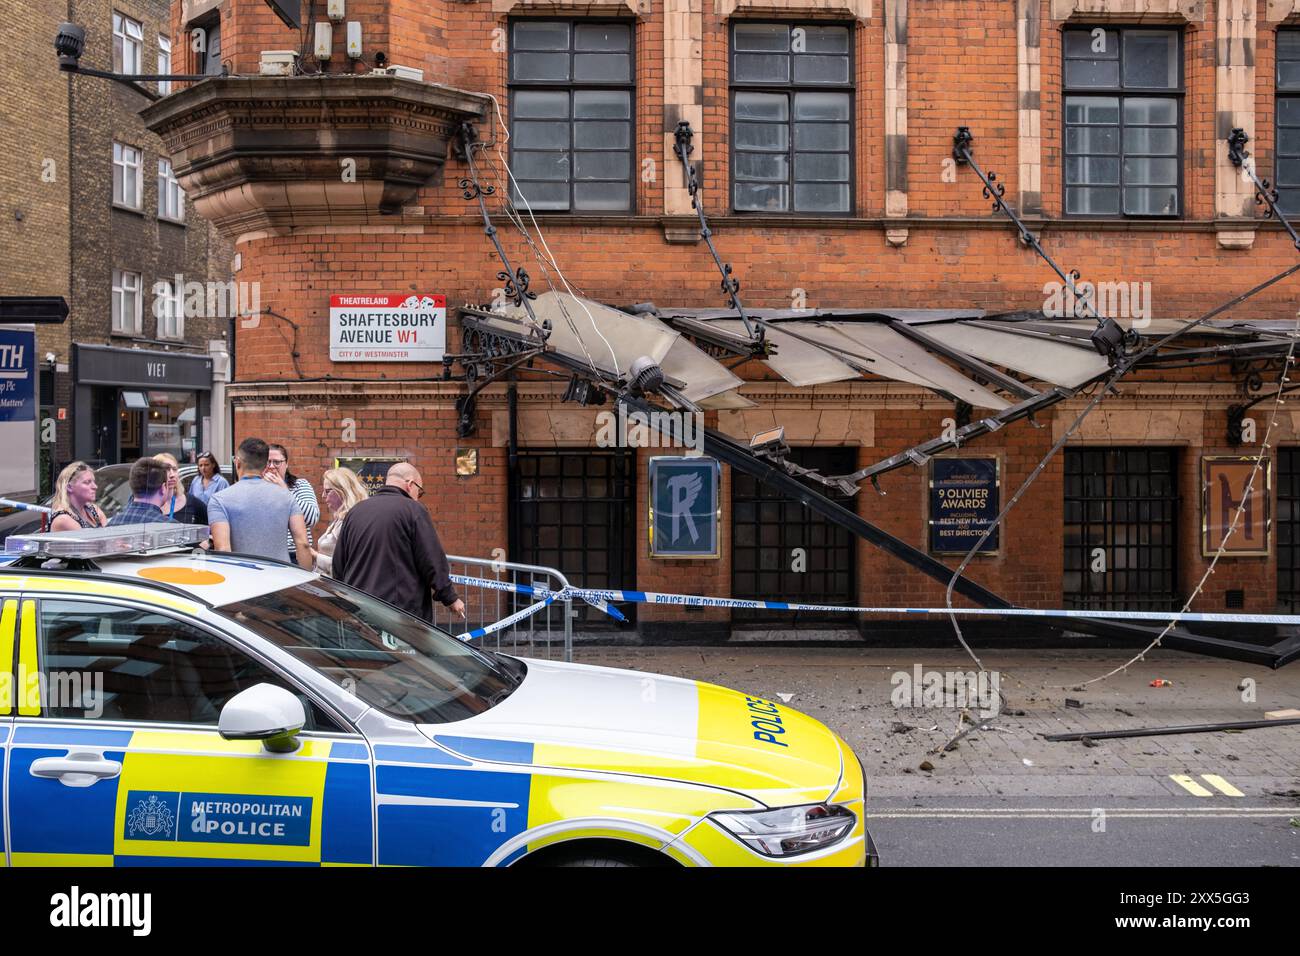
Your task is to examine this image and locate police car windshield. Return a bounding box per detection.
[223,577,519,724]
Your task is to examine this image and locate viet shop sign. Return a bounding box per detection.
[649,456,720,558]
[330,294,446,362]
[929,457,1000,554]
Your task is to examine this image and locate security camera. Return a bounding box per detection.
[44,352,56,364]
[55,22,85,70]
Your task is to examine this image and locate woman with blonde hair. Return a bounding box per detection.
[154,452,208,526]
[311,467,369,576]
[49,461,108,532]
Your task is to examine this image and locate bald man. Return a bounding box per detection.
[332,461,466,623]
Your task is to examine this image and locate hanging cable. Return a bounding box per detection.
[479,93,623,381]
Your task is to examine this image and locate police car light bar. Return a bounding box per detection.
[5,523,209,558]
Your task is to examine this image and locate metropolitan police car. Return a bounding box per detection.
[0,524,875,867]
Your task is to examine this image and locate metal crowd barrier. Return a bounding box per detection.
[435,554,575,663]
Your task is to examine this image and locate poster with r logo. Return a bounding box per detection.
[649,456,720,558]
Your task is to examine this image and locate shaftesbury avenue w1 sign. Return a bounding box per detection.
[329,294,447,362]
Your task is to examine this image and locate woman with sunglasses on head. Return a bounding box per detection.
[310,467,369,576]
[189,451,229,505]
[155,452,208,525]
[49,461,109,532]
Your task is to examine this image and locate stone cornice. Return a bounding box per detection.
[229,377,1247,407]
[141,76,491,240]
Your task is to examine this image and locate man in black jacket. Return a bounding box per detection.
[332,461,466,623]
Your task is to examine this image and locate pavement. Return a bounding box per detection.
[553,645,1300,865]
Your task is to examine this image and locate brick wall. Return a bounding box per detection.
[214,0,1300,635]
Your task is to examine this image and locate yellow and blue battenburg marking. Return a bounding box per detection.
[373,742,532,866]
[6,725,373,866]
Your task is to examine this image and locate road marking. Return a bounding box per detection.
[870,807,1293,819]
[873,807,1284,814]
[1200,774,1245,797]
[1170,774,1215,797]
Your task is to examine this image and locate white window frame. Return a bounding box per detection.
[113,11,143,75]
[155,278,184,340]
[158,35,172,95]
[157,158,185,222]
[112,269,143,336]
[113,142,143,211]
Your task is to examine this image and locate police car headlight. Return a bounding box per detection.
[710,803,855,857]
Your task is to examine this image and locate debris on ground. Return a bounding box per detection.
[891,722,914,734]
[1115,707,1136,717]
[1266,708,1300,719]
[1149,679,1174,687]
[919,760,935,772]
[1065,698,1084,709]
[1081,736,1098,748]
[776,692,794,703]
[1022,758,1034,767]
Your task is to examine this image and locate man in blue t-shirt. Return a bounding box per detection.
[208,437,311,567]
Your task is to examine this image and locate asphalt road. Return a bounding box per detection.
[868,794,1300,866]
[575,646,1300,867]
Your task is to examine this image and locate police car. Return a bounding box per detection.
[0,524,875,867]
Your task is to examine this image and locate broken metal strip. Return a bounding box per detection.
[1044,717,1300,742]
[888,321,1040,399]
[845,385,1080,483]
[968,320,1103,347]
[659,315,766,358]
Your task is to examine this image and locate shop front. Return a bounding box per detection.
[72,344,213,467]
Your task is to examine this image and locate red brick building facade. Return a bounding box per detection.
[148,0,1300,640]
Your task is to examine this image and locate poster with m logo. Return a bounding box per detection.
[1201,456,1271,556]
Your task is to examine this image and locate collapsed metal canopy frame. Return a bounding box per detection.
[445,121,1300,669]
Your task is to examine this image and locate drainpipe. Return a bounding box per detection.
[208,335,231,463]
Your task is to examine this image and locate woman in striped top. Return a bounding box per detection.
[266,443,319,565]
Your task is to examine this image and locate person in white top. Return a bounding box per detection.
[311,466,370,577]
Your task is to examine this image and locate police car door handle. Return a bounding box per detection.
[29,752,123,788]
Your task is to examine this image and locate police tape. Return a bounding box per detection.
[449,573,627,622]
[450,573,1300,627]
[455,591,559,641]
[0,497,51,514]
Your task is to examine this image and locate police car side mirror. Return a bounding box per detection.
[218,683,306,754]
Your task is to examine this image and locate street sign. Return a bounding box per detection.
[0,296,69,325]
[329,294,446,362]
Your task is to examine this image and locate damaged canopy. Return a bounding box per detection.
[480,291,1298,415]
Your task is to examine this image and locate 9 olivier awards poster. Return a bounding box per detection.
[329,294,447,362]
